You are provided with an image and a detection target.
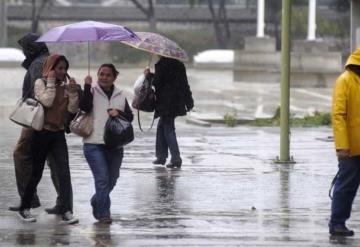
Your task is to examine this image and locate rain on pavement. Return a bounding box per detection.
[0,67,358,246]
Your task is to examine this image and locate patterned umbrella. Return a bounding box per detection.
[121,32,189,62]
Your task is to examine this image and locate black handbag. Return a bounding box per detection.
[132,76,156,112]
[104,116,134,148]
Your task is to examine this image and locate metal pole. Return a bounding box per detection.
[278,0,294,163]
[0,0,7,47]
[307,0,316,41]
[256,0,265,38]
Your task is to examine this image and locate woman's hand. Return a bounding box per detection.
[69,77,76,85]
[337,149,350,159]
[68,77,77,91]
[48,70,56,80]
[84,75,92,85]
[109,109,120,117]
[144,67,150,75]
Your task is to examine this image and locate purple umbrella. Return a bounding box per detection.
[36,21,139,73]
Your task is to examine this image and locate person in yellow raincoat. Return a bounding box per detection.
[330,47,360,237]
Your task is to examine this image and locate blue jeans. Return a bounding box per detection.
[329,156,360,227]
[83,144,123,219]
[156,116,181,163]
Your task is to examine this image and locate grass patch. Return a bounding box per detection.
[251,107,331,127]
[224,112,238,127]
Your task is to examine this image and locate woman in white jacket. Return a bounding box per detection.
[79,64,133,224]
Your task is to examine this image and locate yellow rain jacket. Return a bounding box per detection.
[333,47,360,156]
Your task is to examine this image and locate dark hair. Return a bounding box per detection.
[52,55,69,71]
[98,63,119,78]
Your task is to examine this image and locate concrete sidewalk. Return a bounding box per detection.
[0,67,333,122]
[0,120,358,246]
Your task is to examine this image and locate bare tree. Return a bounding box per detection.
[129,0,157,31]
[31,0,51,33]
[208,0,231,48]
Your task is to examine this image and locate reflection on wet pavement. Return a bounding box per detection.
[0,121,359,246]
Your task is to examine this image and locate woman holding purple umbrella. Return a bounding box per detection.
[80,64,133,224]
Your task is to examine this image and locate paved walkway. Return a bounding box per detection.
[0,67,333,121]
[0,120,359,246]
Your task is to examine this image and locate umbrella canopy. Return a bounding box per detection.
[36,21,139,74]
[36,21,139,43]
[121,32,188,62]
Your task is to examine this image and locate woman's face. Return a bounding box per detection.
[98,66,116,89]
[53,60,67,81]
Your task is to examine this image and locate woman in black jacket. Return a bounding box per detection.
[145,56,194,169]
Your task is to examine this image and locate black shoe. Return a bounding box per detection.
[166,161,182,169]
[45,206,61,215]
[61,211,79,225]
[152,159,166,165]
[329,225,354,237]
[18,209,36,222]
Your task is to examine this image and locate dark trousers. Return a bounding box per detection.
[13,128,72,209]
[20,130,73,213]
[13,128,41,207]
[330,156,360,227]
[47,154,73,210]
[83,144,123,219]
[156,116,181,163]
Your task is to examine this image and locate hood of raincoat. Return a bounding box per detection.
[345,47,360,76]
[345,47,360,67]
[18,33,49,69]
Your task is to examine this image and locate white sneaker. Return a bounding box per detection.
[61,211,79,225]
[18,209,36,222]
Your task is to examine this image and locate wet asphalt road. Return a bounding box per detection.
[0,66,357,246]
[0,119,359,246]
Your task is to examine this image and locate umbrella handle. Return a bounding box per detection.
[88,41,90,75]
[148,53,152,68]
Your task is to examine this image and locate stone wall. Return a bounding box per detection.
[233,37,342,87]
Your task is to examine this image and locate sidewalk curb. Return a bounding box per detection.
[186,116,212,127]
[187,115,254,126]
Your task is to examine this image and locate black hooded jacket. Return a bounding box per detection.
[151,57,194,118]
[18,33,49,98]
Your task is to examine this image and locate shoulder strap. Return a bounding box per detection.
[23,78,45,101]
[137,109,155,133]
[329,170,340,200]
